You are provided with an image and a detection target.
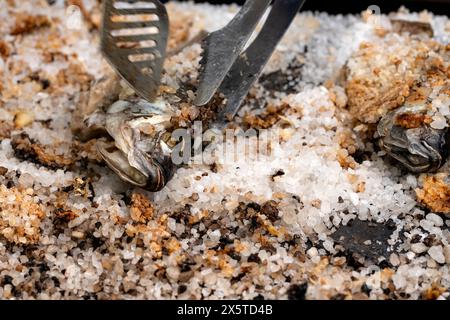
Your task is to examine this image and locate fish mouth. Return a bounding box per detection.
[83,99,177,191]
[377,112,448,173]
[97,142,149,187]
[379,136,445,173]
[97,141,176,192]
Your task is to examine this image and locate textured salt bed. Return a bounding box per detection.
[0,0,449,300]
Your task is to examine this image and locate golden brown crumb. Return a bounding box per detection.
[56,62,93,91]
[165,237,181,254]
[416,174,450,214]
[0,121,13,139]
[0,185,45,244]
[335,127,358,155]
[54,209,78,222]
[124,213,171,259]
[130,193,155,223]
[242,103,290,129]
[0,166,8,176]
[0,40,11,58]
[337,148,357,169]
[14,110,35,129]
[73,177,91,198]
[357,181,366,193]
[166,3,194,51]
[10,13,51,36]
[11,134,74,169]
[188,209,209,225]
[422,284,446,300]
[345,36,437,124]
[394,112,433,129]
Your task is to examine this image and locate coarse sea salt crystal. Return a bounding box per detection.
[411,242,428,254]
[419,219,434,232]
[209,229,221,241]
[428,246,445,264]
[167,218,176,231]
[307,247,318,258]
[406,251,415,260]
[444,246,450,264]
[349,192,359,205]
[390,253,400,266]
[430,115,447,129]
[426,213,443,227]
[406,175,417,188]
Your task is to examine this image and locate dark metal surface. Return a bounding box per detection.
[332,219,395,263]
[101,0,169,102]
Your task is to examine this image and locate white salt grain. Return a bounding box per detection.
[411,242,428,254]
[166,267,180,281]
[389,253,400,266]
[307,247,318,258]
[430,116,447,129]
[209,230,221,242]
[426,213,443,227]
[443,246,450,264]
[406,251,415,260]
[71,231,85,239]
[428,246,445,264]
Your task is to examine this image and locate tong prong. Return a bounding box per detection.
[215,0,306,122]
[195,0,305,123]
[194,0,272,106]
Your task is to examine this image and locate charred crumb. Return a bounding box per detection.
[287,282,308,300]
[170,204,192,224]
[352,149,372,164]
[242,103,290,130]
[0,120,14,139]
[0,166,8,176]
[10,13,52,36]
[330,293,347,300]
[247,253,261,264]
[259,59,304,95]
[271,169,285,181]
[25,72,52,91]
[11,133,73,170]
[231,272,246,284]
[361,283,372,295]
[260,200,279,222]
[0,40,11,59]
[177,284,187,294]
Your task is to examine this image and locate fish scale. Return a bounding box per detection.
[101,0,169,102]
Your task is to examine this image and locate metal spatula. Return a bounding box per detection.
[101,0,169,102]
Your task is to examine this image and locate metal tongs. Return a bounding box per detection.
[101,0,305,122]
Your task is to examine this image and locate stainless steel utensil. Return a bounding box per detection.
[196,0,306,123]
[101,0,169,102]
